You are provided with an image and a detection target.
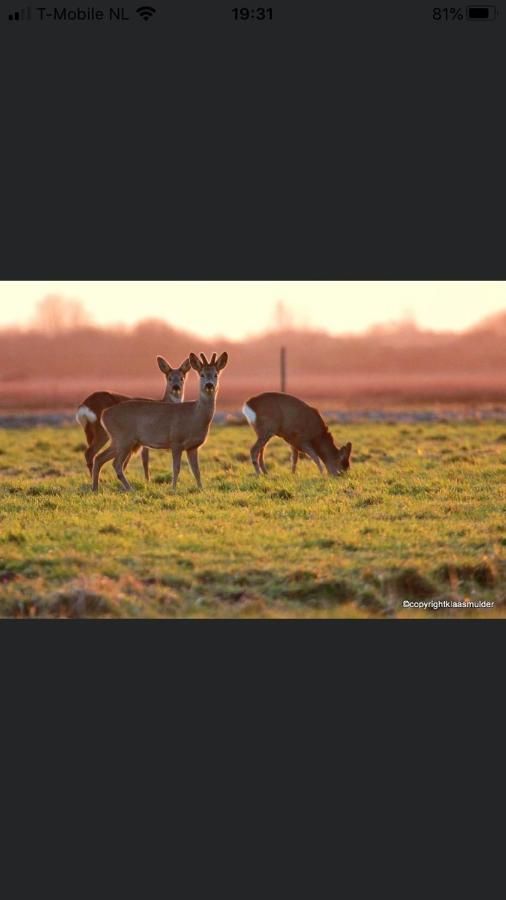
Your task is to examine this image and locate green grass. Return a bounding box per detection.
[0,420,505,618]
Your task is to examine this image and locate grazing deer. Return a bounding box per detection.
[76,356,190,480]
[92,352,228,492]
[242,392,352,476]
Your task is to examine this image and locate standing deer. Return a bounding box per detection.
[76,356,190,480]
[242,392,352,476]
[92,352,228,492]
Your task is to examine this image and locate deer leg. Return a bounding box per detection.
[113,447,134,492]
[122,443,140,473]
[84,423,95,475]
[258,446,268,475]
[250,435,271,476]
[85,444,95,476]
[171,447,183,491]
[186,448,202,489]
[85,422,109,477]
[301,444,324,475]
[291,447,299,474]
[141,447,150,481]
[92,445,117,492]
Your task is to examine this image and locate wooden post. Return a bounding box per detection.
[280,346,286,393]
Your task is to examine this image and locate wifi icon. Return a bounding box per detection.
[136,6,156,21]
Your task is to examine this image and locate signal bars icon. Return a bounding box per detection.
[8,6,31,20]
[136,6,156,21]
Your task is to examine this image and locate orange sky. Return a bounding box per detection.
[0,281,505,338]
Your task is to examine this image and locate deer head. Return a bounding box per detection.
[157,356,191,400]
[189,352,228,397]
[331,441,352,475]
[317,433,352,475]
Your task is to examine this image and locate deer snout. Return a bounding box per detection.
[204,382,215,392]
[172,384,181,393]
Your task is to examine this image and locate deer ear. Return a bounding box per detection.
[189,353,202,372]
[215,352,228,371]
[179,358,191,374]
[157,356,172,374]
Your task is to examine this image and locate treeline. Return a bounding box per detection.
[0,313,505,382]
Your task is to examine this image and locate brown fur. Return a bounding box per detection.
[244,392,352,476]
[77,358,190,480]
[92,352,228,492]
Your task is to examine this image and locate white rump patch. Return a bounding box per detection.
[76,405,97,426]
[242,403,257,426]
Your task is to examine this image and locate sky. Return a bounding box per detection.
[0,281,504,339]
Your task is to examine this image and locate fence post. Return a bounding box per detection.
[280,346,286,392]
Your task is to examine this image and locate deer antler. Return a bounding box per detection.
[200,353,209,365]
[210,353,217,365]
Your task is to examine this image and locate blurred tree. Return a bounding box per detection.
[272,300,294,331]
[33,295,92,333]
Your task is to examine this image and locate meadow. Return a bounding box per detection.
[0,419,505,618]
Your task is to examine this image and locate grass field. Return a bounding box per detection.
[0,420,505,618]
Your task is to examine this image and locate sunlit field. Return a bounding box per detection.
[0,420,505,618]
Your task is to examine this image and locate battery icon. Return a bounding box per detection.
[466,5,498,19]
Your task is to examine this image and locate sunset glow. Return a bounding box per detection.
[1,281,505,338]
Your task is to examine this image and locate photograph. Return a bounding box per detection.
[0,280,504,618]
[3,1,504,882]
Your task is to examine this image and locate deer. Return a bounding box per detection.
[242,392,352,477]
[76,356,191,481]
[91,352,228,493]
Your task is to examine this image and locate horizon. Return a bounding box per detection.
[1,281,505,338]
